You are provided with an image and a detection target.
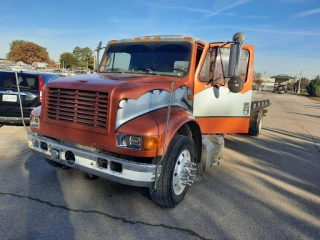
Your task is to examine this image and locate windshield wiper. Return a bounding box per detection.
[137,68,159,76]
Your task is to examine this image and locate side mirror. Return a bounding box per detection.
[97,41,102,51]
[228,32,245,77]
[228,76,244,93]
[95,41,102,72]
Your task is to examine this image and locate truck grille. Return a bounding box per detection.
[46,88,108,129]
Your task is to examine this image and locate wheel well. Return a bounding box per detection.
[176,121,202,163]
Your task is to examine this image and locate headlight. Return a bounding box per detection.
[116,134,159,151]
[30,115,40,129]
[117,134,142,150]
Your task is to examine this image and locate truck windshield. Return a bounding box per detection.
[99,41,191,77]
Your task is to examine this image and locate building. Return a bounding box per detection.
[270,74,295,92]
[32,62,48,68]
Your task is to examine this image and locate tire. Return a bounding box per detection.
[45,159,70,169]
[249,110,263,136]
[150,135,195,208]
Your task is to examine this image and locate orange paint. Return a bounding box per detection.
[196,117,250,134]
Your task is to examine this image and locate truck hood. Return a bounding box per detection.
[46,73,176,92]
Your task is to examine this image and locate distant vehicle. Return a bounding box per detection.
[0,70,60,125]
[274,85,287,94]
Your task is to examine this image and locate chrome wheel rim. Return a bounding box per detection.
[172,149,192,195]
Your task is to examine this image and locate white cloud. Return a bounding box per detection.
[294,7,320,17]
[222,13,267,19]
[139,0,252,17]
[139,2,210,13]
[205,0,251,17]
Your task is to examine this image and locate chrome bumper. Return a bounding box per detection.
[27,133,157,187]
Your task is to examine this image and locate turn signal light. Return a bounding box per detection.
[143,136,160,151]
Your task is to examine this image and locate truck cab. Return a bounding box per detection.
[27,33,269,207]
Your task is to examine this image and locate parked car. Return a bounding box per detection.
[0,70,60,125]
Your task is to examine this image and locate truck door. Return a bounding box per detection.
[193,44,254,134]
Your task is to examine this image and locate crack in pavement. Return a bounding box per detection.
[0,191,212,240]
[299,124,320,153]
[291,110,320,154]
[281,99,320,154]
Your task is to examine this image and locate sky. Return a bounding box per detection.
[0,0,320,79]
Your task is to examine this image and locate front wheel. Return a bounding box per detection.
[150,135,196,208]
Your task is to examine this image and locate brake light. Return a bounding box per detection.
[38,76,44,103]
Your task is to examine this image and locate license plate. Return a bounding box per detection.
[2,95,17,102]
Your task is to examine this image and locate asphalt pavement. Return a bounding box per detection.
[0,91,319,240]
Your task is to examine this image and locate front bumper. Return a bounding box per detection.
[28,133,157,187]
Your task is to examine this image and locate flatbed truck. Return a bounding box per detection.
[27,33,271,207]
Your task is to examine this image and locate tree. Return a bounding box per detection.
[306,75,320,97]
[7,42,49,64]
[72,46,94,69]
[60,52,76,69]
[6,40,27,59]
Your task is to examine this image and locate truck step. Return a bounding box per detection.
[201,135,224,171]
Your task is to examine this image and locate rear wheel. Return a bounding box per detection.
[150,135,197,208]
[249,110,263,136]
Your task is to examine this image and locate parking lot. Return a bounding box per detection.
[0,91,319,240]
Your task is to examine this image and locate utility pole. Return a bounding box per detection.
[297,70,302,94]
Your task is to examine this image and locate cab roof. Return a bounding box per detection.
[108,35,207,45]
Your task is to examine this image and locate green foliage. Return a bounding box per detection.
[306,75,320,97]
[72,46,94,69]
[60,52,77,69]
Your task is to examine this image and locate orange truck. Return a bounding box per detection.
[28,33,270,207]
